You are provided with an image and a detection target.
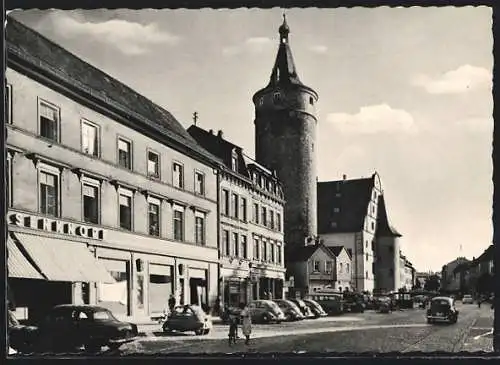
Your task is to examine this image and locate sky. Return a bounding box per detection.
[10,7,493,273]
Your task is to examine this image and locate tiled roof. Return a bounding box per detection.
[6,16,220,166]
[327,245,351,259]
[286,243,335,263]
[376,194,402,237]
[317,175,375,234]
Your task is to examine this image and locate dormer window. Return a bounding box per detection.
[231,150,238,172]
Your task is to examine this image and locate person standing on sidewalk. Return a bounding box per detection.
[240,302,252,345]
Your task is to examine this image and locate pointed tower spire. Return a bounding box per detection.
[268,14,303,88]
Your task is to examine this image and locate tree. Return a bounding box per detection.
[424,275,440,292]
[412,279,422,290]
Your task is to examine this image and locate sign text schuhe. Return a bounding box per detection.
[9,212,105,240]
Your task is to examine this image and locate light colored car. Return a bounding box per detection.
[274,299,304,321]
[162,305,212,335]
[247,300,287,324]
[462,295,474,304]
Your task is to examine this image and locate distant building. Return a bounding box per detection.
[441,257,470,293]
[328,246,354,292]
[456,245,494,295]
[317,172,402,293]
[188,126,286,305]
[400,256,416,290]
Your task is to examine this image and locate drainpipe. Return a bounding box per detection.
[216,167,222,305]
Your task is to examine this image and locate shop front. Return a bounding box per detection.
[220,266,251,307]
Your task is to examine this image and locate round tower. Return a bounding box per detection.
[252,15,319,251]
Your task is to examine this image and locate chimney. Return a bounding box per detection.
[342,174,347,180]
[217,130,224,138]
[209,129,214,135]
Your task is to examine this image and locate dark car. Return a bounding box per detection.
[343,293,365,313]
[426,297,459,324]
[302,298,328,318]
[247,300,287,324]
[9,305,138,353]
[307,294,343,315]
[162,305,212,335]
[274,299,305,321]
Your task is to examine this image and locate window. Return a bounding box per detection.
[221,189,229,215]
[6,156,11,207]
[309,96,314,105]
[173,162,184,188]
[119,191,132,230]
[276,212,281,231]
[195,213,205,245]
[340,263,343,272]
[195,172,205,195]
[173,207,184,241]
[261,207,267,226]
[366,253,369,261]
[81,120,99,157]
[5,84,12,124]
[253,238,260,260]
[262,241,267,261]
[334,207,340,213]
[231,152,238,171]
[326,261,333,273]
[39,101,59,141]
[231,193,239,219]
[241,235,247,259]
[118,138,132,170]
[39,171,59,216]
[270,243,275,263]
[366,271,369,279]
[83,183,99,224]
[253,203,259,224]
[313,260,320,272]
[371,221,375,230]
[240,197,247,221]
[147,151,160,178]
[223,230,230,256]
[232,232,239,257]
[277,245,282,265]
[269,209,274,229]
[273,92,281,103]
[148,199,160,237]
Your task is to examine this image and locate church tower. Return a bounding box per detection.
[252,15,319,253]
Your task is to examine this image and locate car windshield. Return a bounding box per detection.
[93,309,117,321]
[432,299,450,307]
[267,301,281,312]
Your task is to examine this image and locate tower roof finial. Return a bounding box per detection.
[279,9,290,40]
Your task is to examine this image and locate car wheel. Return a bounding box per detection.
[84,340,102,353]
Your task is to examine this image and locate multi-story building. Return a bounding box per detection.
[328,246,353,292]
[252,16,319,267]
[6,17,222,323]
[400,256,416,291]
[188,126,286,306]
[317,173,402,293]
[441,257,470,293]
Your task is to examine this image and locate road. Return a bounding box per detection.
[117,302,493,354]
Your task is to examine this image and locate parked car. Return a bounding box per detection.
[307,293,343,315]
[376,297,392,314]
[274,299,304,321]
[462,295,474,304]
[302,298,328,318]
[163,305,212,335]
[247,300,286,324]
[426,297,459,324]
[290,299,316,319]
[343,293,365,313]
[9,305,138,353]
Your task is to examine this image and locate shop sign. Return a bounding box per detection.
[9,212,105,240]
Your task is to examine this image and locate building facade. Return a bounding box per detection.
[400,256,416,291]
[328,246,353,292]
[317,173,403,293]
[440,257,470,293]
[6,18,222,323]
[252,16,319,255]
[188,126,286,306]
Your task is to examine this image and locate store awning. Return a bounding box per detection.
[12,232,116,284]
[7,235,45,280]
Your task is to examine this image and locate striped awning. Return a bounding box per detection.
[12,232,116,284]
[7,235,45,280]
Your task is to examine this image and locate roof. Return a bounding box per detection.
[376,194,402,237]
[317,175,375,233]
[6,16,220,167]
[327,245,351,259]
[431,296,453,302]
[287,243,336,262]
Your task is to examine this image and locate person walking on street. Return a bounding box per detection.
[168,294,176,314]
[240,302,252,345]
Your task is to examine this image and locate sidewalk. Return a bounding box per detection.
[460,306,494,352]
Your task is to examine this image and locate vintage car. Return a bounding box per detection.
[426,297,459,324]
[307,293,343,315]
[247,300,287,324]
[376,297,392,314]
[302,298,328,318]
[342,293,365,313]
[274,299,305,321]
[290,299,316,319]
[462,294,474,304]
[162,305,212,335]
[9,305,138,353]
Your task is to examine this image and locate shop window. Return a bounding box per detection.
[147,151,160,178]
[39,170,59,217]
[232,232,239,257]
[195,212,205,245]
[83,182,99,224]
[254,238,260,260]
[98,259,130,316]
[148,199,160,236]
[195,171,205,195]
[240,197,247,221]
[6,84,12,124]
[117,138,132,170]
[223,230,230,256]
[241,235,247,259]
[221,189,229,215]
[119,190,133,230]
[173,162,184,189]
[39,100,59,142]
[173,207,184,241]
[149,264,173,315]
[231,193,239,219]
[81,120,99,157]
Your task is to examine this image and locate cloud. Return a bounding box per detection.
[222,37,273,56]
[50,13,180,56]
[456,116,493,132]
[326,104,416,134]
[309,45,328,54]
[412,65,492,94]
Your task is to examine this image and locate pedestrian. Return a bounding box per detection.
[168,294,176,314]
[213,297,221,317]
[240,302,252,345]
[227,309,239,346]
